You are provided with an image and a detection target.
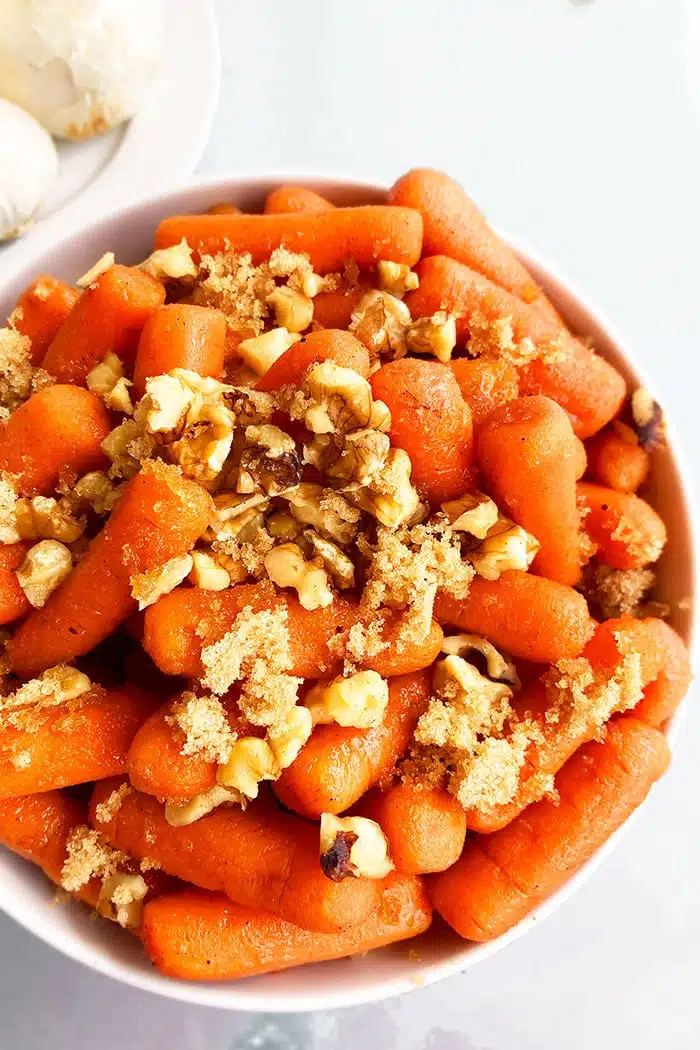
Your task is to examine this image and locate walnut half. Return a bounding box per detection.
[319,814,394,881]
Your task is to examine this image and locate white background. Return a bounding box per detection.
[1,1,699,1047]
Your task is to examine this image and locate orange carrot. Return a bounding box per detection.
[476,396,582,586]
[0,385,111,496]
[577,482,667,569]
[585,423,650,493]
[274,671,430,819]
[7,462,212,678]
[434,571,594,663]
[256,328,370,391]
[450,357,520,427]
[0,685,160,798]
[142,873,431,981]
[364,613,444,677]
[128,692,260,801]
[573,435,587,480]
[406,256,625,438]
[42,264,165,384]
[389,168,557,318]
[132,304,227,397]
[370,358,474,505]
[9,276,80,364]
[312,279,371,330]
[264,185,335,215]
[91,779,381,933]
[155,207,423,273]
[357,783,466,874]
[429,716,670,940]
[0,789,86,885]
[0,542,31,625]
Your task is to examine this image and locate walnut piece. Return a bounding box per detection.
[266,286,314,333]
[15,496,84,543]
[376,261,419,298]
[320,814,394,881]
[188,550,231,591]
[86,353,134,414]
[238,328,300,376]
[406,312,457,364]
[304,361,391,436]
[216,737,281,799]
[264,542,334,611]
[266,704,313,769]
[349,289,410,361]
[441,492,499,539]
[16,540,73,608]
[130,554,194,610]
[305,670,389,729]
[165,785,243,827]
[470,517,540,580]
[441,633,519,686]
[97,873,148,929]
[140,239,198,281]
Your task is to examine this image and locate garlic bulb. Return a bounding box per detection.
[0,0,164,140]
[0,98,58,241]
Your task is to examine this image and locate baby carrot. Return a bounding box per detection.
[256,328,370,391]
[364,612,444,677]
[7,462,212,678]
[41,265,165,384]
[0,542,31,625]
[91,779,381,933]
[312,279,371,330]
[449,357,520,427]
[573,435,587,480]
[0,789,90,890]
[476,396,582,586]
[0,385,111,496]
[155,207,424,273]
[128,692,259,801]
[264,185,335,215]
[429,716,670,940]
[585,424,650,493]
[388,168,557,318]
[434,571,594,664]
[141,873,432,981]
[132,304,228,397]
[405,256,625,438]
[9,276,79,364]
[577,482,667,569]
[0,685,160,798]
[357,783,467,874]
[370,358,474,505]
[274,671,430,819]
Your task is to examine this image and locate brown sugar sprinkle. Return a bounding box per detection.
[0,474,19,544]
[60,826,129,893]
[93,783,132,825]
[580,564,655,620]
[0,666,93,732]
[611,513,665,565]
[465,313,569,368]
[165,692,236,765]
[0,327,34,415]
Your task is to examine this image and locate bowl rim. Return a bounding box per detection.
[0,171,696,1012]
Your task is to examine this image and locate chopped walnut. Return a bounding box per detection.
[441,634,519,686]
[140,239,198,281]
[76,252,115,288]
[236,424,301,496]
[266,286,314,333]
[282,484,360,544]
[15,496,85,543]
[216,737,280,799]
[304,361,391,436]
[86,353,134,414]
[631,388,665,449]
[406,312,457,363]
[97,872,148,929]
[306,670,389,729]
[165,785,244,826]
[101,419,155,480]
[304,530,355,588]
[130,554,194,610]
[320,814,394,881]
[264,542,334,611]
[376,261,419,298]
[238,328,300,376]
[16,540,73,608]
[189,550,231,591]
[322,428,391,487]
[0,665,91,717]
[266,704,313,768]
[62,471,122,516]
[441,492,499,539]
[469,516,540,580]
[349,448,420,529]
[349,290,410,361]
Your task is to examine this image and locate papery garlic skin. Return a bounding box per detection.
[0,0,164,140]
[0,98,58,241]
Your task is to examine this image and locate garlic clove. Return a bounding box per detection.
[0,98,58,242]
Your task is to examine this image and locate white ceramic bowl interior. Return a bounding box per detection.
[0,175,695,1012]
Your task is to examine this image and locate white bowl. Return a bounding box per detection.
[0,175,696,1012]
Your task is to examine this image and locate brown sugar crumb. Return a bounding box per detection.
[466,313,569,368]
[192,252,273,341]
[612,513,665,566]
[11,749,31,770]
[345,618,389,664]
[0,327,33,413]
[581,563,655,620]
[139,856,161,873]
[360,520,472,648]
[60,826,128,893]
[0,667,93,732]
[165,692,236,765]
[0,473,19,544]
[93,783,132,824]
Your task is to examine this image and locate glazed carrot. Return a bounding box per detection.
[91,779,380,933]
[406,256,625,438]
[155,207,424,273]
[0,685,160,798]
[0,542,31,625]
[41,264,165,384]
[274,671,430,819]
[429,717,669,941]
[142,873,431,981]
[0,789,86,884]
[434,571,593,663]
[9,276,79,364]
[370,358,474,505]
[585,423,650,493]
[128,692,259,801]
[256,328,370,391]
[476,396,582,586]
[7,462,212,678]
[573,435,587,480]
[577,482,667,569]
[357,783,466,874]
[0,385,111,496]
[132,304,228,397]
[389,168,557,318]
[312,279,371,330]
[264,185,335,215]
[364,613,444,677]
[450,357,519,427]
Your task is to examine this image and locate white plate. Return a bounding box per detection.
[0,0,220,279]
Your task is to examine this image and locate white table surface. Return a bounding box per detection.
[1,1,699,1047]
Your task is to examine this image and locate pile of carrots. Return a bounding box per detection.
[0,167,691,985]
